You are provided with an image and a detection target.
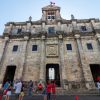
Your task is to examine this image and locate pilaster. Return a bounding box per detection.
[0,36,9,81]
[75,34,95,89]
[21,36,29,80]
[39,35,46,81]
[58,34,66,88]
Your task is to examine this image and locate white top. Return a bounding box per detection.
[15,82,22,94]
[97,82,100,89]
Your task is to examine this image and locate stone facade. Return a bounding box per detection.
[0,3,100,91]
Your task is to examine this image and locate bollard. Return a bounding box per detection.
[75,96,79,100]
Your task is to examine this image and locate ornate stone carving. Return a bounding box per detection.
[46,44,58,57]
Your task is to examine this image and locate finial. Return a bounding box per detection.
[29,16,32,21]
[71,14,75,20]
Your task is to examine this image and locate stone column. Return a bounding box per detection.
[59,35,66,88]
[75,34,95,89]
[39,35,45,81]
[0,36,9,81]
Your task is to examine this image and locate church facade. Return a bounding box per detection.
[0,3,100,90]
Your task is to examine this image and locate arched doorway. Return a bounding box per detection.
[3,65,16,85]
[46,64,60,87]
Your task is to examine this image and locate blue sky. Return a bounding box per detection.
[0,0,100,35]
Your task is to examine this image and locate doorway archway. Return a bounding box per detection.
[3,65,16,85]
[46,64,60,87]
[90,64,100,83]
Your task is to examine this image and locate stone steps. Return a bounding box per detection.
[56,88,99,95]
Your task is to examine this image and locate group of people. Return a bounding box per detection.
[2,79,100,100]
[27,80,56,100]
[2,79,24,100]
[1,79,56,100]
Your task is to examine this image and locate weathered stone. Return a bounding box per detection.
[0,3,100,92]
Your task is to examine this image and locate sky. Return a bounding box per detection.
[0,0,100,35]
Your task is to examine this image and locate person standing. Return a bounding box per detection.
[46,80,52,100]
[42,82,47,100]
[3,81,9,90]
[51,80,56,100]
[18,82,24,100]
[15,80,22,99]
[5,84,12,100]
[27,80,33,96]
[97,80,100,95]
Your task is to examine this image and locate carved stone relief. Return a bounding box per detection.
[46,44,58,57]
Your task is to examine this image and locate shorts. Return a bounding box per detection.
[6,91,11,96]
[20,92,24,96]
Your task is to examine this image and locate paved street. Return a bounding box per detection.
[2,95,100,100]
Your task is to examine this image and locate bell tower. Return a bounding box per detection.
[41,2,61,24]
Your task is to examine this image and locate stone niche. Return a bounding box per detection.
[46,44,58,57]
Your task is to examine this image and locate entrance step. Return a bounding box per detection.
[56,88,99,95]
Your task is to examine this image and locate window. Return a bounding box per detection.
[47,12,55,20]
[81,26,87,31]
[13,45,18,52]
[66,44,72,50]
[48,27,55,34]
[32,45,37,51]
[48,16,51,19]
[17,28,22,34]
[51,16,55,19]
[87,43,93,50]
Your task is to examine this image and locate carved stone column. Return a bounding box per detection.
[75,34,95,89]
[40,35,45,81]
